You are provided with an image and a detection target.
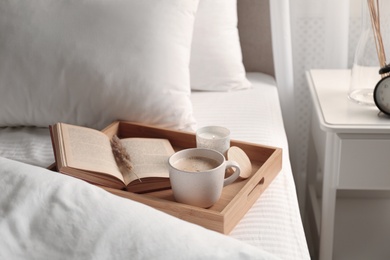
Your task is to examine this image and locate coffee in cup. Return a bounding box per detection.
[173,156,220,172]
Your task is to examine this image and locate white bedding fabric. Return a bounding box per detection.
[192,73,309,259]
[0,157,279,260]
[0,73,310,259]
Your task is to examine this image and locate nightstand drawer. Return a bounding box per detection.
[338,136,390,190]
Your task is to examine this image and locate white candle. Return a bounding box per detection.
[196,126,230,156]
[197,132,223,139]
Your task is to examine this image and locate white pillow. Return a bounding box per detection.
[0,0,198,130]
[190,0,251,91]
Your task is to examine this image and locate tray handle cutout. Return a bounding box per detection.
[247,177,265,201]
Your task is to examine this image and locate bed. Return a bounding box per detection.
[0,0,310,259]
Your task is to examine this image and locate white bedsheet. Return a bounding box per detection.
[0,126,54,167]
[192,73,309,259]
[0,72,310,259]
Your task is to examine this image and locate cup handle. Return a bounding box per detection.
[223,160,241,186]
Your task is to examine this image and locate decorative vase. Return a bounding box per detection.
[349,0,390,105]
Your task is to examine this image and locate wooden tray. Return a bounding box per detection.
[96,121,282,234]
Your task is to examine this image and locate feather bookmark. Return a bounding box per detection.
[110,135,142,183]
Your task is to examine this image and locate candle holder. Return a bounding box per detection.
[196,126,230,157]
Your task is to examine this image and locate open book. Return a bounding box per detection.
[50,123,175,193]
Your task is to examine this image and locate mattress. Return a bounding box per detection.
[192,73,309,259]
[0,72,309,259]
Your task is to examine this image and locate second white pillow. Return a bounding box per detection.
[190,0,251,91]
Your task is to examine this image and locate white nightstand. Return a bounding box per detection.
[305,69,390,260]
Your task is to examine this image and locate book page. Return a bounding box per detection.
[60,124,124,182]
[121,138,175,184]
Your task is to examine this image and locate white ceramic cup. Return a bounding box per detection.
[196,126,230,157]
[168,148,240,208]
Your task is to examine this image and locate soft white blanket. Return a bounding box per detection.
[0,157,279,260]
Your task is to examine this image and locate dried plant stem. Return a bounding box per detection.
[367,0,388,77]
[110,135,142,183]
